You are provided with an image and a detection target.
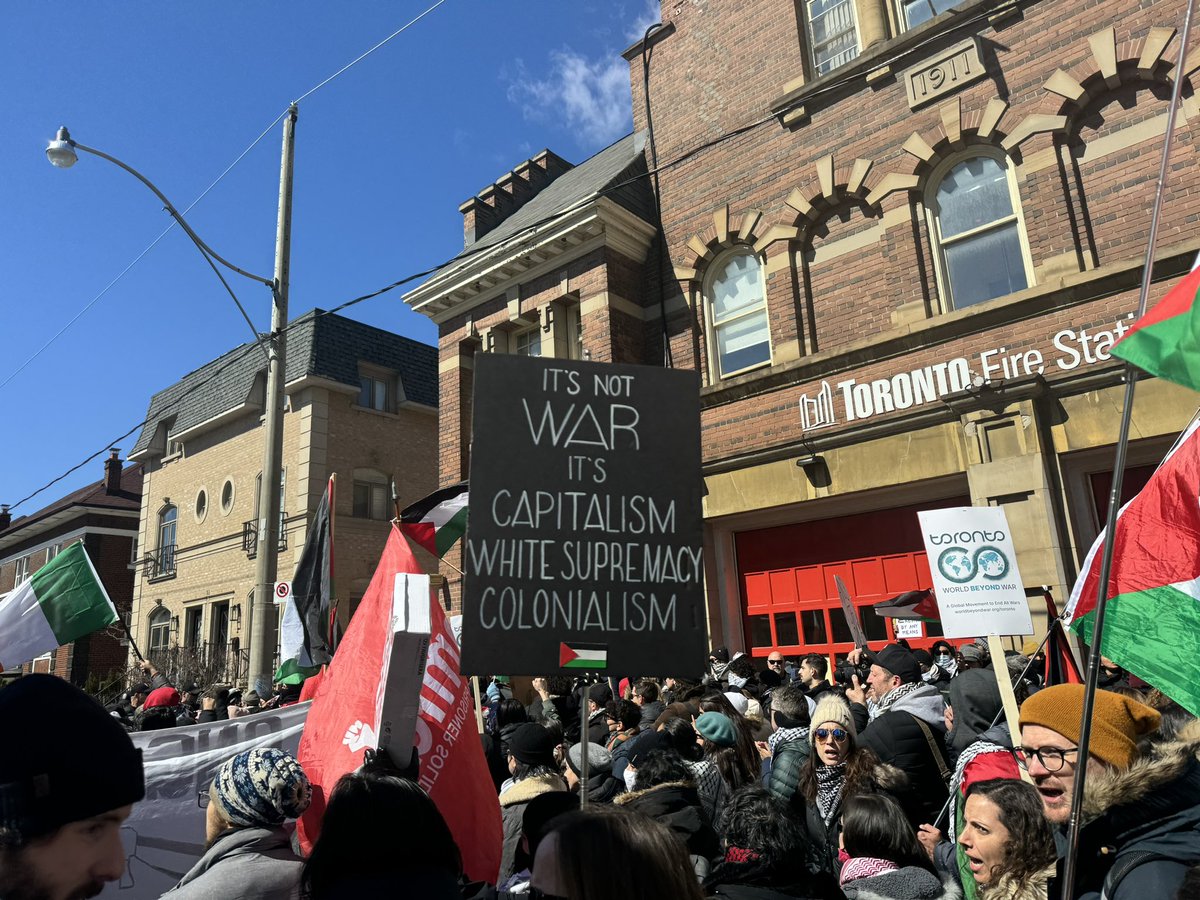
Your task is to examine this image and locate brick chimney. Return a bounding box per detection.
[458,149,574,248]
[0,505,9,531]
[104,449,122,494]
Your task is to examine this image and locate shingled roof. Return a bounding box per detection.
[462,131,653,256]
[131,310,436,456]
[0,461,142,547]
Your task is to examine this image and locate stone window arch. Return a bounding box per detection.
[703,245,772,379]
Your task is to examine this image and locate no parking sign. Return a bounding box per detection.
[274,580,293,605]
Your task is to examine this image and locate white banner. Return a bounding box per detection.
[893,619,923,640]
[918,506,1033,639]
[100,702,309,900]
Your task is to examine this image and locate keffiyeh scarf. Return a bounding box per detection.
[839,857,899,887]
[815,762,847,823]
[874,679,923,716]
[769,726,808,755]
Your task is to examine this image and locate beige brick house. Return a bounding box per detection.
[128,310,437,682]
[408,0,1200,668]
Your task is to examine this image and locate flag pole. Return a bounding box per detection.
[579,690,590,807]
[1060,2,1196,895]
[328,474,339,654]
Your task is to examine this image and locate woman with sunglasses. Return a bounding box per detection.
[795,696,908,895]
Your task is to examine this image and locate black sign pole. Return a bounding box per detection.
[579,692,589,808]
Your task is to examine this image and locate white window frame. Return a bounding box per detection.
[807,0,861,77]
[148,605,171,655]
[13,556,29,586]
[925,149,1034,313]
[512,326,543,358]
[896,0,961,32]
[704,246,774,381]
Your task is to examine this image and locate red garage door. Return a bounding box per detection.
[737,497,970,667]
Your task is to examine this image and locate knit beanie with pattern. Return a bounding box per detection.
[212,747,311,828]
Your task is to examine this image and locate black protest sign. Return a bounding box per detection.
[460,354,707,678]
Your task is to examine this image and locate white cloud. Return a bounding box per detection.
[506,49,633,149]
[625,0,662,43]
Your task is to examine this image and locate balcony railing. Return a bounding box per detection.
[242,512,288,558]
[143,544,177,580]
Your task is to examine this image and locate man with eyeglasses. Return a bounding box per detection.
[1017,683,1200,899]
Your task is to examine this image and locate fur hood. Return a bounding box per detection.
[1082,719,1200,821]
[978,863,1055,900]
[843,868,962,900]
[614,779,692,806]
[498,773,566,808]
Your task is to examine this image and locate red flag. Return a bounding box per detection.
[296,526,502,882]
[414,558,503,883]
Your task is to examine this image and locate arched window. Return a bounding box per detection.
[148,605,171,655]
[157,504,177,576]
[706,248,772,379]
[928,152,1032,310]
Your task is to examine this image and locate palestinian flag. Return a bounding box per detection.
[399,483,468,558]
[1064,418,1200,714]
[873,588,941,621]
[0,543,118,671]
[1111,265,1200,390]
[559,642,608,670]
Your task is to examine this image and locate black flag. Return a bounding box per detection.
[292,478,333,667]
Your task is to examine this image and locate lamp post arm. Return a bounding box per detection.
[70,140,276,289]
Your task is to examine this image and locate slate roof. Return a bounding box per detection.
[0,462,143,541]
[462,132,654,256]
[131,311,437,456]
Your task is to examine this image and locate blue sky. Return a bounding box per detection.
[0,0,658,515]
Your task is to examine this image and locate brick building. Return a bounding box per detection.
[0,451,142,685]
[407,0,1199,668]
[127,310,437,683]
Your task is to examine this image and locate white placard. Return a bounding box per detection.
[273,580,292,604]
[448,614,464,649]
[893,619,923,639]
[918,506,1033,639]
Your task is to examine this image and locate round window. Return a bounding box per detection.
[221,479,235,515]
[195,489,208,522]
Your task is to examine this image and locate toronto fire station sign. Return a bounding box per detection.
[799,314,1135,431]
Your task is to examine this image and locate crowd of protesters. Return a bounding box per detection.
[3,638,1200,900]
[104,658,305,732]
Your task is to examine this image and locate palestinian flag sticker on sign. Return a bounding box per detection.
[559,642,608,670]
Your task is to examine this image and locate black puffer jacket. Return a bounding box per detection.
[852,684,949,826]
[616,780,720,864]
[1057,720,1200,900]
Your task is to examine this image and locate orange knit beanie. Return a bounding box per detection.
[1019,683,1160,769]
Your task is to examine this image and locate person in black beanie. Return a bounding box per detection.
[497,724,567,884]
[0,674,145,900]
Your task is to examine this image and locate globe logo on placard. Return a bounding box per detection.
[974,546,1009,580]
[937,547,974,583]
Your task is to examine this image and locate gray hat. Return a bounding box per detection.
[566,742,612,777]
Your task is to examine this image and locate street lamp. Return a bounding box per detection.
[47,108,298,692]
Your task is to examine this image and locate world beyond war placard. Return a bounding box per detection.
[460,354,707,677]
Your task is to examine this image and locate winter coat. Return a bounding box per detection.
[134,704,180,731]
[684,758,731,829]
[978,865,1054,900]
[766,735,811,806]
[638,699,666,731]
[586,710,609,746]
[1055,720,1200,900]
[608,728,640,780]
[799,757,908,891]
[841,867,962,900]
[161,825,303,900]
[616,780,721,865]
[578,768,624,803]
[497,773,567,884]
[854,684,950,826]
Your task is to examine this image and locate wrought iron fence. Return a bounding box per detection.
[143,543,177,579]
[241,512,288,558]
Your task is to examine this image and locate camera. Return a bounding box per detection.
[833,660,870,686]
